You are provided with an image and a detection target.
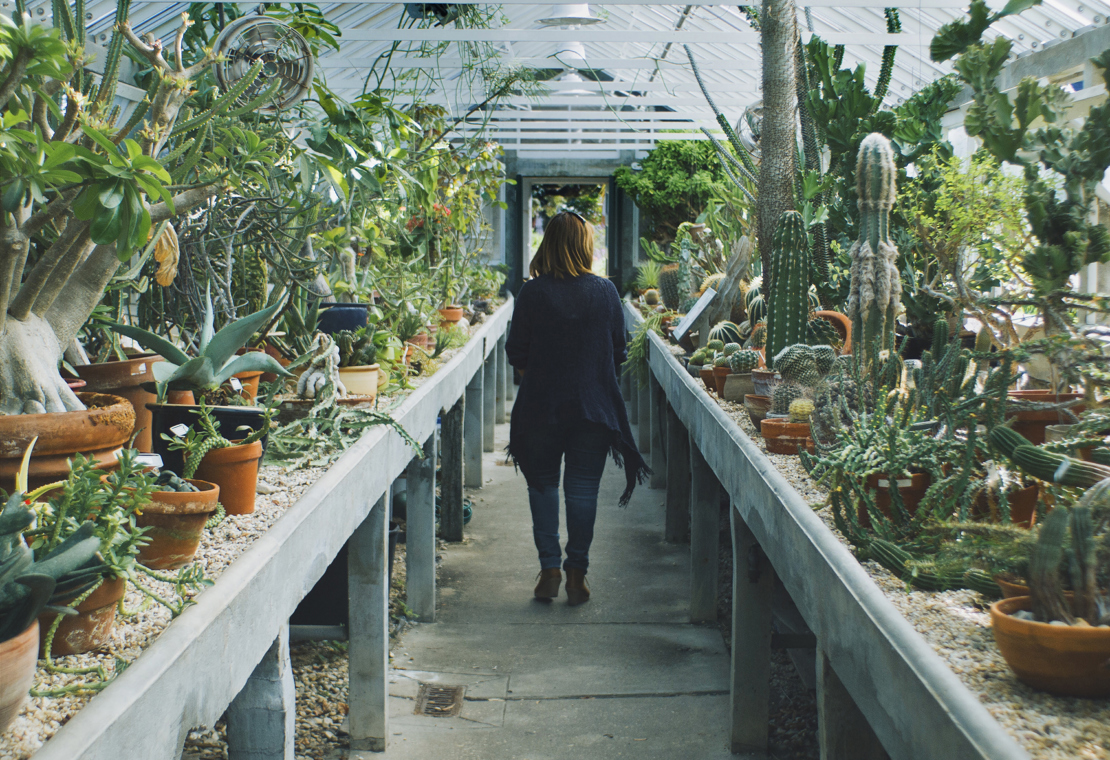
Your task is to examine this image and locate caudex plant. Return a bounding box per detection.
[0,3,277,414]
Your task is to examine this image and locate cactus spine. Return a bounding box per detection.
[766,211,811,370]
[848,133,902,367]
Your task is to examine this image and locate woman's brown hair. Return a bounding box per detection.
[529,211,594,279]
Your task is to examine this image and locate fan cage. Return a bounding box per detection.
[211,16,315,114]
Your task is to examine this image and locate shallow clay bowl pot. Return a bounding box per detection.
[0,621,39,734]
[0,392,134,493]
[991,596,1110,697]
[39,576,127,657]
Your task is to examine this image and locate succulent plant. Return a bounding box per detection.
[706,339,725,352]
[812,345,837,376]
[708,320,744,345]
[658,264,683,311]
[713,354,731,369]
[789,398,815,423]
[729,349,761,373]
[700,272,726,295]
[774,344,821,387]
[766,211,811,370]
[334,327,378,368]
[748,323,767,349]
[744,277,765,323]
[772,382,805,415]
[644,289,660,306]
[723,342,741,357]
[636,260,662,291]
[807,315,841,348]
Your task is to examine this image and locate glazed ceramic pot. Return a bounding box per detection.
[0,621,39,734]
[1005,390,1085,445]
[39,576,127,657]
[193,439,263,515]
[75,353,161,452]
[991,596,1110,697]
[723,373,755,402]
[338,364,380,400]
[316,303,369,335]
[136,479,220,570]
[0,392,134,493]
[743,394,772,428]
[760,418,813,456]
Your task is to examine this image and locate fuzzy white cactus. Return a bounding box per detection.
[297,333,347,400]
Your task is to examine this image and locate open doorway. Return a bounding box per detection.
[525,181,609,277]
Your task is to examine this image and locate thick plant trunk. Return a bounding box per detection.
[757,0,799,283]
[0,314,81,414]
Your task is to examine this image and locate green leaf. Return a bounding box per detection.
[203,300,285,376]
[98,321,191,365]
[999,0,1042,17]
[214,351,292,386]
[81,124,120,159]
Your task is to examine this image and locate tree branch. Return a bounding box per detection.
[0,48,32,113]
[23,191,77,237]
[118,22,171,71]
[0,224,28,334]
[45,243,120,349]
[31,231,94,317]
[10,216,88,320]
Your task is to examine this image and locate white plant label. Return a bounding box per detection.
[133,363,146,376]
[171,423,190,437]
[136,453,163,468]
[229,377,243,391]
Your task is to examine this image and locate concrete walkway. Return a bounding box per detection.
[369,416,734,759]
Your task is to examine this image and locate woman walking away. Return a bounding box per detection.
[506,211,649,606]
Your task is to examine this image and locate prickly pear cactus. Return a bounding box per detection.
[766,211,811,369]
[848,133,902,366]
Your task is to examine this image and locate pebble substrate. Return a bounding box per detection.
[670,342,1110,759]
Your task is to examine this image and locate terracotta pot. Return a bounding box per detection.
[1044,424,1097,460]
[166,390,195,405]
[410,332,433,353]
[75,354,161,453]
[813,310,852,354]
[260,343,292,384]
[1005,390,1085,445]
[973,482,1040,528]
[859,472,932,527]
[39,576,126,657]
[699,366,716,395]
[994,575,1030,599]
[723,373,755,402]
[713,366,730,396]
[193,439,263,516]
[751,369,779,398]
[744,394,772,428]
[232,370,263,403]
[135,479,220,570]
[438,306,464,327]
[0,621,39,734]
[991,596,1110,697]
[149,403,267,476]
[338,364,379,401]
[0,392,134,494]
[760,418,813,456]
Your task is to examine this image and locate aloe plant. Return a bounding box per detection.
[102,289,291,398]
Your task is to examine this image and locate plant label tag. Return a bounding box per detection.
[671,288,717,344]
[136,453,163,468]
[171,424,190,437]
[877,478,912,489]
[229,378,244,392]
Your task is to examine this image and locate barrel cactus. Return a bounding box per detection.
[709,321,743,345]
[848,133,902,365]
[789,398,815,423]
[659,264,683,311]
[806,315,840,348]
[723,342,741,357]
[706,339,725,352]
[729,349,761,373]
[745,277,766,323]
[748,322,766,349]
[774,344,821,387]
[713,354,731,369]
[700,272,726,295]
[772,382,805,415]
[766,211,811,370]
[644,289,660,306]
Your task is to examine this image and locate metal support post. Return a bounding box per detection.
[348,495,389,752]
[649,373,666,489]
[637,379,651,454]
[483,346,496,453]
[730,507,773,756]
[495,335,507,424]
[465,368,483,488]
[406,432,437,622]
[629,371,639,419]
[440,398,465,541]
[689,440,718,623]
[226,625,295,760]
[817,648,890,760]
[505,323,516,404]
[665,404,690,543]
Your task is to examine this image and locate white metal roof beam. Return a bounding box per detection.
[317,56,868,69]
[125,0,978,5]
[336,29,913,44]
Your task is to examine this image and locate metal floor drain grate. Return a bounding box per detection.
[415,683,466,718]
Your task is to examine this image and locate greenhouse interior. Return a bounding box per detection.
[3,0,1110,757]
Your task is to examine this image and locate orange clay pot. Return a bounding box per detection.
[1005,390,1085,446]
[760,418,813,456]
[39,576,127,657]
[232,370,263,403]
[136,479,220,570]
[813,310,852,354]
[699,366,716,395]
[972,482,1040,529]
[193,439,263,515]
[991,596,1110,697]
[75,354,161,452]
[713,366,730,396]
[0,621,39,734]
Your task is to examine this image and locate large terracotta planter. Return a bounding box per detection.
[744,394,772,428]
[135,479,220,570]
[0,621,39,734]
[1006,390,1085,445]
[713,366,730,396]
[813,310,852,354]
[859,472,932,527]
[973,482,1040,528]
[338,364,379,401]
[39,576,126,657]
[193,439,263,516]
[751,369,779,398]
[991,596,1110,697]
[723,373,755,402]
[74,354,161,452]
[0,392,135,494]
[760,418,813,455]
[699,366,716,395]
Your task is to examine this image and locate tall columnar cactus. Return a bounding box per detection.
[766,211,811,369]
[848,133,902,366]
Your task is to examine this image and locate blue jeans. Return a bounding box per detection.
[520,421,610,573]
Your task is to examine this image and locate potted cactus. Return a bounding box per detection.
[760,345,833,455]
[712,343,742,396]
[335,327,382,400]
[724,348,761,401]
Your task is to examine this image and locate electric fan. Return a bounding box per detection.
[211,15,315,114]
[736,101,762,164]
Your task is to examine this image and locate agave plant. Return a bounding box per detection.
[103,290,291,398]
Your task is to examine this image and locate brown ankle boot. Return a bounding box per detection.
[565,568,590,606]
[534,568,562,600]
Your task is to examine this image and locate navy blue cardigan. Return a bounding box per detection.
[505,274,649,505]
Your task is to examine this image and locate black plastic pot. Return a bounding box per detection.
[147,403,268,476]
[316,303,370,335]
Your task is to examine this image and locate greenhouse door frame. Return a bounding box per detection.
[517,175,617,284]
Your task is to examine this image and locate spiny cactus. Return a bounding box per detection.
[706,339,725,352]
[700,272,726,295]
[774,344,821,386]
[745,277,766,323]
[713,354,731,368]
[812,345,837,376]
[806,315,840,348]
[659,264,683,311]
[729,349,761,373]
[709,321,744,346]
[690,349,709,366]
[848,133,902,367]
[766,211,811,369]
[723,342,741,357]
[772,382,805,415]
[789,398,815,423]
[748,323,767,349]
[644,289,660,306]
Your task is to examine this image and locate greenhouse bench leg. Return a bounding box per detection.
[690,440,719,623]
[649,373,666,490]
[348,494,389,752]
[483,344,497,453]
[464,368,483,487]
[665,404,690,543]
[730,507,773,757]
[495,334,507,424]
[407,431,437,622]
[504,322,515,404]
[440,398,465,542]
[226,624,295,760]
[817,648,890,760]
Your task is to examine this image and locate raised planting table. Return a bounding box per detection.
[27,300,513,760]
[624,302,1029,760]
